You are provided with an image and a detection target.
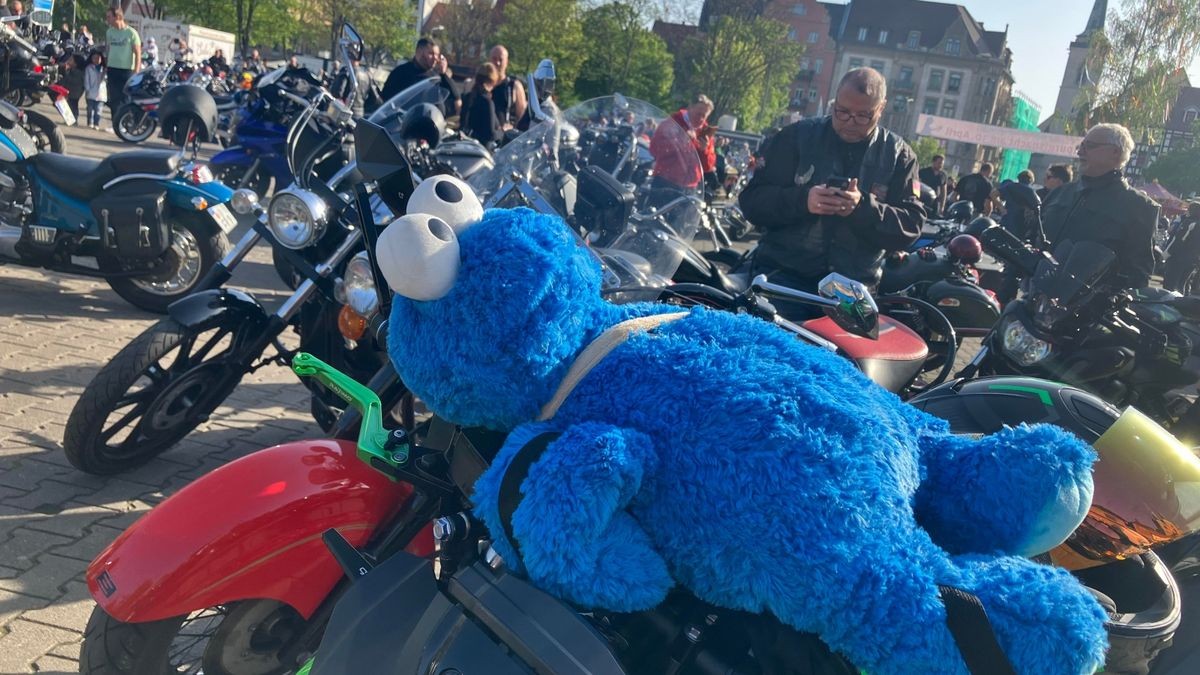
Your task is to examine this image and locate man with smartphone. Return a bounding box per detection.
[739,67,925,298]
[381,37,461,116]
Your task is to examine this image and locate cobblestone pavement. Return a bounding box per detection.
[0,109,321,674]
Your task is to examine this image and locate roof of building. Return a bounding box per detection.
[819,1,847,38]
[652,20,700,54]
[837,0,1008,59]
[1167,86,1200,132]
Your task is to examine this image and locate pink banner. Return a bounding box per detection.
[915,114,1083,158]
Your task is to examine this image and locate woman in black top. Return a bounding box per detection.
[463,63,502,147]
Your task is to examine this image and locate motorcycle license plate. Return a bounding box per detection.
[208,203,237,234]
[54,99,76,126]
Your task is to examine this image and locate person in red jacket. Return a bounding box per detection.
[651,94,716,192]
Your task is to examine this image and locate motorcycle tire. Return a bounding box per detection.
[113,103,158,144]
[214,162,274,200]
[21,108,66,153]
[105,216,230,314]
[81,600,313,675]
[63,315,246,474]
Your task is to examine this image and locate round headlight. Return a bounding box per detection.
[1001,318,1052,367]
[229,188,259,215]
[267,188,328,249]
[336,252,379,318]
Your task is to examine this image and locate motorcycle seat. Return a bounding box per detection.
[801,315,928,392]
[31,150,180,201]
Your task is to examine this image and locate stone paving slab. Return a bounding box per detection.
[0,117,322,673]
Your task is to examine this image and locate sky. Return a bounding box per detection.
[941,0,1200,124]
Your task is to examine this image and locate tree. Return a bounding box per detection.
[439,0,497,65]
[1145,144,1200,196]
[575,2,673,107]
[1087,0,1200,140]
[496,0,586,99]
[911,137,946,169]
[677,15,803,131]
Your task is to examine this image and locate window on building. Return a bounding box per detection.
[788,27,798,41]
[946,38,961,56]
[849,57,864,69]
[907,31,921,49]
[808,31,820,44]
[899,66,913,84]
[810,88,819,100]
[814,58,824,74]
[923,98,938,114]
[947,72,962,94]
[878,30,889,45]
[1185,108,1199,124]
[941,100,958,118]
[928,69,944,91]
[799,57,810,71]
[790,89,805,107]
[870,60,886,76]
[858,27,868,41]
[792,2,807,15]
[983,77,997,98]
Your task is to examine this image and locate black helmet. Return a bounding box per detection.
[945,200,975,224]
[918,181,937,212]
[964,215,997,239]
[158,84,218,145]
[910,377,1188,670]
[401,103,445,148]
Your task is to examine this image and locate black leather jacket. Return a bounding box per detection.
[739,117,925,287]
[1042,171,1159,289]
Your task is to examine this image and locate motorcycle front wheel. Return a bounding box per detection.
[81,600,314,675]
[63,316,250,474]
[114,103,158,143]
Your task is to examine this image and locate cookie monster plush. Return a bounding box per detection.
[377,176,1109,674]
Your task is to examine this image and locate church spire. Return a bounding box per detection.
[1076,0,1108,44]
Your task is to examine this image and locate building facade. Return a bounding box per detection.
[1127,85,1200,180]
[828,0,1015,176]
[764,1,842,117]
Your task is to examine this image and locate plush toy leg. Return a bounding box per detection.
[946,554,1108,675]
[473,421,673,612]
[915,425,1095,556]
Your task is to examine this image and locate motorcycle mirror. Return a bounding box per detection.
[353,118,416,214]
[818,273,880,340]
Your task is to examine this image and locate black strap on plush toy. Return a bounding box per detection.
[497,431,562,561]
[937,585,1018,675]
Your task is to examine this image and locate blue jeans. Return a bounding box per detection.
[86,99,102,126]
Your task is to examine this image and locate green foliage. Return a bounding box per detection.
[676,14,803,132]
[1088,0,1200,141]
[910,137,946,168]
[575,2,673,107]
[497,0,585,100]
[1145,143,1200,196]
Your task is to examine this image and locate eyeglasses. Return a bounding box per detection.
[1078,140,1117,151]
[832,105,878,125]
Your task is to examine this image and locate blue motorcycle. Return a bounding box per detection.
[0,99,236,312]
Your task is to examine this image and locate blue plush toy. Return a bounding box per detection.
[377,179,1109,675]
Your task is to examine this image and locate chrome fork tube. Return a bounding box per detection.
[275,229,363,321]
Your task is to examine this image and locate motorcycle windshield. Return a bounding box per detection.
[1038,241,1115,303]
[1053,407,1200,567]
[366,78,449,145]
[468,95,703,291]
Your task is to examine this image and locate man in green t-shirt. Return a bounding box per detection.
[104,6,141,130]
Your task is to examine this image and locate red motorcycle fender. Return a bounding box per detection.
[87,439,416,623]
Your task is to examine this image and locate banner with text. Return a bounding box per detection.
[915,114,1082,158]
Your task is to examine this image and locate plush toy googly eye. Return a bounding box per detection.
[408,175,483,234]
[376,213,460,301]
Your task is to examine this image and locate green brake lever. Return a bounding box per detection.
[291,352,408,473]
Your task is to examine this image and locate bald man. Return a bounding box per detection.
[489,45,527,130]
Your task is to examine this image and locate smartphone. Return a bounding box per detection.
[826,176,850,190]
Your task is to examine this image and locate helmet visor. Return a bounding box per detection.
[1052,407,1200,569]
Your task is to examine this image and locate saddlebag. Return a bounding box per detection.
[92,181,170,260]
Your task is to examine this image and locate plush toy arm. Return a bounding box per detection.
[472,421,673,612]
[915,424,1096,556]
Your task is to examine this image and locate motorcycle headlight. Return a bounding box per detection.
[267,188,327,249]
[1001,317,1052,367]
[335,251,379,318]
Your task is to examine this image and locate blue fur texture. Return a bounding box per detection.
[386,207,1109,674]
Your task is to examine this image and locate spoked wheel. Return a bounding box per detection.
[106,217,231,313]
[63,316,251,474]
[214,162,274,200]
[81,600,315,675]
[114,103,158,143]
[21,108,67,153]
[876,295,958,397]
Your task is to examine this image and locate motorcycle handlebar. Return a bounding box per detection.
[978,226,1042,276]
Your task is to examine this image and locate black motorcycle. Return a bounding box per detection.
[880,231,1001,339]
[962,226,1200,444]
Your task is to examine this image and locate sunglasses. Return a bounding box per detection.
[832,105,879,125]
[1078,140,1117,151]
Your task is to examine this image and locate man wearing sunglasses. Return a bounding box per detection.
[1041,123,1158,289]
[739,67,924,296]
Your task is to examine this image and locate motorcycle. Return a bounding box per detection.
[962,225,1200,445]
[880,230,1001,338]
[114,65,241,145]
